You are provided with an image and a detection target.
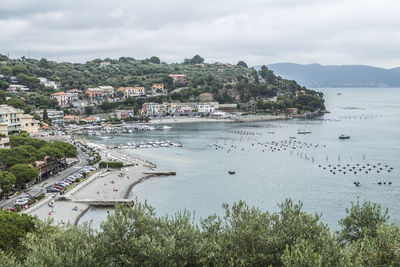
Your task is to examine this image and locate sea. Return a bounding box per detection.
[79,87,400,230]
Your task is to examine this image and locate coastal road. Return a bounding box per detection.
[0,149,89,209]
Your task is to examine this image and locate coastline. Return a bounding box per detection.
[147,111,325,125]
[26,164,156,226]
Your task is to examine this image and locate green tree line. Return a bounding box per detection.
[1,199,399,266]
[0,135,77,194]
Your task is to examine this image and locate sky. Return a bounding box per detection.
[1,0,400,68]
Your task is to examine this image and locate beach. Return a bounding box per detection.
[25,164,152,226]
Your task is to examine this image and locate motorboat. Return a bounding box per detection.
[228,170,236,175]
[339,134,350,140]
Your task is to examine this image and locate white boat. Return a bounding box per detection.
[297,129,312,134]
[297,114,312,134]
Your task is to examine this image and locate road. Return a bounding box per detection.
[0,149,89,209]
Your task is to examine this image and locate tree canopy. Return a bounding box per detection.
[10,164,39,189]
[1,199,399,266]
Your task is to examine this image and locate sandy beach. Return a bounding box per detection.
[26,164,152,226]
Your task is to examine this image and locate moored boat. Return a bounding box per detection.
[339,134,350,139]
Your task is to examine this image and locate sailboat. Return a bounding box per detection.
[297,114,312,134]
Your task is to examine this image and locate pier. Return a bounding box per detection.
[58,197,134,207]
[143,171,176,176]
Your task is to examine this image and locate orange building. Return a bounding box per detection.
[151,83,164,92]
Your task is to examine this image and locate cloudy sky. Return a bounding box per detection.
[1,0,399,67]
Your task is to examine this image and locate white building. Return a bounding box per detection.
[39,77,59,90]
[7,84,29,92]
[196,103,215,113]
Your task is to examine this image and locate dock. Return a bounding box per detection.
[57,197,134,207]
[143,171,176,176]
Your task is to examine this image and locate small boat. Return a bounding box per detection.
[337,93,342,95]
[268,131,275,134]
[297,129,312,134]
[100,136,113,139]
[289,136,296,139]
[228,170,236,175]
[339,134,350,139]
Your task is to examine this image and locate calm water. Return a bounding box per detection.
[80,88,400,229]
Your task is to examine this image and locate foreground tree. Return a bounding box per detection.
[338,199,389,243]
[3,199,400,266]
[0,210,36,256]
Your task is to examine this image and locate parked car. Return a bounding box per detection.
[47,187,60,193]
[52,185,63,190]
[72,173,83,178]
[63,179,74,183]
[14,198,29,206]
[55,182,68,187]
[67,176,77,181]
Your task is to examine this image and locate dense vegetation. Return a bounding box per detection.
[1,199,399,266]
[0,135,77,195]
[99,161,124,168]
[0,54,325,113]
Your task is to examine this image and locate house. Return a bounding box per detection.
[100,61,111,67]
[86,88,103,100]
[142,103,161,116]
[98,86,114,96]
[70,100,86,108]
[0,105,23,132]
[39,77,59,90]
[151,83,165,93]
[86,86,113,101]
[117,87,145,97]
[114,110,134,119]
[168,74,186,84]
[7,84,29,92]
[0,105,40,134]
[64,115,80,123]
[66,89,81,102]
[35,157,66,178]
[20,114,40,134]
[81,117,98,123]
[50,92,69,107]
[37,109,64,125]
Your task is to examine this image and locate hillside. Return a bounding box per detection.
[267,63,400,88]
[0,55,325,113]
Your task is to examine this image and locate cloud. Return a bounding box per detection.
[0,0,399,67]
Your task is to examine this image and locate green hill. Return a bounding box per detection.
[0,55,325,113]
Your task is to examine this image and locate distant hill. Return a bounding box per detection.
[264,63,400,88]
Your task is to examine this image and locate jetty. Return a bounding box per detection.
[58,197,134,207]
[143,171,176,176]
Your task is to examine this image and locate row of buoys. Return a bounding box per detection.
[373,181,392,185]
[318,163,393,175]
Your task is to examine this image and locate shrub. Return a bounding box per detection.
[99,161,124,169]
[36,193,45,200]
